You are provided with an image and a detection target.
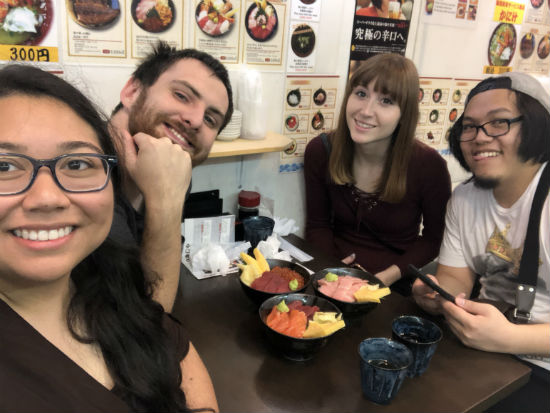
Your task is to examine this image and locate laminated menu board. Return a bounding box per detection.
[416,77,480,152]
[280,75,339,173]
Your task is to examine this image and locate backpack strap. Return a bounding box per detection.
[513,163,549,323]
[320,133,331,155]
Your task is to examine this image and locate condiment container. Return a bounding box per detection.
[238,190,260,221]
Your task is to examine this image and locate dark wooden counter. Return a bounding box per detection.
[173,235,531,413]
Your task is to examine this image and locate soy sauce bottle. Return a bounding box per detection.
[235,190,260,241]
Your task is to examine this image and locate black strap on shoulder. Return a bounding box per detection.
[320,133,331,155]
[513,163,549,321]
[519,163,549,286]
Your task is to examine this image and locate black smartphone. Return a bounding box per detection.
[408,264,456,302]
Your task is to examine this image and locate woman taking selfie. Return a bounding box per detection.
[0,65,217,413]
[304,54,451,295]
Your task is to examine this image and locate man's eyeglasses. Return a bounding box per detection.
[459,116,523,142]
[0,153,117,195]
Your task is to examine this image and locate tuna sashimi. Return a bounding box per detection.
[287,301,319,320]
[251,271,289,293]
[318,275,369,303]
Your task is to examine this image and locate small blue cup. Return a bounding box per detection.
[358,338,413,404]
[392,315,442,377]
[242,216,275,249]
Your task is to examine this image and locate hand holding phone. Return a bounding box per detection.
[408,264,456,302]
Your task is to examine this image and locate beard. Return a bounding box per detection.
[473,175,499,189]
[127,90,208,166]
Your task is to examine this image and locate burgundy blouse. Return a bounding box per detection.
[304,135,451,277]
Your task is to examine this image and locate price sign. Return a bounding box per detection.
[0,45,58,62]
[483,65,513,75]
[493,0,525,25]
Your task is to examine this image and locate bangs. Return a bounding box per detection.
[350,56,418,109]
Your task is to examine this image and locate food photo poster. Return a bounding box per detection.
[194,0,241,63]
[0,0,59,63]
[515,22,550,74]
[487,5,550,76]
[65,0,127,58]
[242,0,287,66]
[349,0,414,78]
[131,0,183,58]
[286,21,318,72]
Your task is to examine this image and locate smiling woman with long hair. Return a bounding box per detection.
[0,64,218,413]
[304,54,451,294]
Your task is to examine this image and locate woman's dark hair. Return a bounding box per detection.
[112,41,234,132]
[449,77,550,171]
[0,64,189,412]
[329,53,419,203]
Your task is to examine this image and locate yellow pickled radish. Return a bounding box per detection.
[240,252,262,276]
[253,247,270,273]
[239,265,256,286]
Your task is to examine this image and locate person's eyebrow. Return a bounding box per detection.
[0,141,103,154]
[59,141,104,153]
[171,80,226,121]
[463,107,515,121]
[0,142,23,152]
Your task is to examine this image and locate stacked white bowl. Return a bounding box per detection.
[217,109,242,141]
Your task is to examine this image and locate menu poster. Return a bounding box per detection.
[280,75,339,173]
[242,0,286,66]
[415,77,479,152]
[193,0,241,63]
[0,0,59,63]
[515,24,550,74]
[349,0,412,77]
[286,21,318,72]
[290,0,321,22]
[130,0,184,59]
[484,22,518,74]
[525,0,550,25]
[421,0,478,27]
[66,0,127,58]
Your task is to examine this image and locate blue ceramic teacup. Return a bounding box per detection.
[358,338,413,404]
[392,315,442,377]
[242,216,275,249]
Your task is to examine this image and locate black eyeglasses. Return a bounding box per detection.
[0,153,117,195]
[459,116,523,142]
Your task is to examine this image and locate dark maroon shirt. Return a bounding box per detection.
[304,135,451,278]
[0,299,189,413]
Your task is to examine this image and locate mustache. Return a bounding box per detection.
[159,116,197,142]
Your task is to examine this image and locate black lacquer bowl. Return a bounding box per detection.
[259,293,343,361]
[312,267,385,315]
[239,259,311,306]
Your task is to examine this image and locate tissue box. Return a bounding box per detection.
[182,215,240,279]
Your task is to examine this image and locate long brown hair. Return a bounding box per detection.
[329,53,419,203]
